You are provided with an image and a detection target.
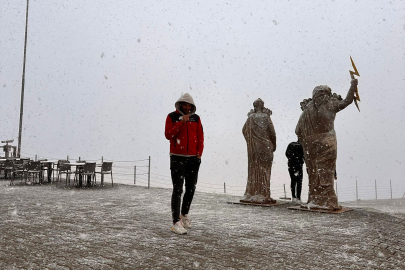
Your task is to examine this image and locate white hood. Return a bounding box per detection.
[175,93,196,115]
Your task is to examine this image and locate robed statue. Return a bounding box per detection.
[241,98,277,204]
[295,79,358,210]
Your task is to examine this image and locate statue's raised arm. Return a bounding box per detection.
[337,79,358,112]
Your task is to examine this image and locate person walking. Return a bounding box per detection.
[165,93,204,235]
[285,140,305,203]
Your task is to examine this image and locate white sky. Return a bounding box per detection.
[1,0,405,200]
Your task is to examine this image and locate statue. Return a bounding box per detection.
[295,79,358,210]
[241,98,277,204]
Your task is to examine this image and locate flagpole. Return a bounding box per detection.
[17,0,30,157]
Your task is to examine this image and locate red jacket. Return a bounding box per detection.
[165,110,204,156]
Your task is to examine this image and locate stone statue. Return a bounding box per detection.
[295,79,358,210]
[241,98,277,204]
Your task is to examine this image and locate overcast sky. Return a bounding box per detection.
[1,0,404,201]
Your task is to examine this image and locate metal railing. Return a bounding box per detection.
[12,153,405,202]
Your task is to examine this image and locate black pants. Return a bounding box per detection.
[170,155,201,224]
[289,166,303,200]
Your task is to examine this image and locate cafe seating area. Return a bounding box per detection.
[0,157,113,188]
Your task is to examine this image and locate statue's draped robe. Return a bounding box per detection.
[242,112,276,203]
[296,101,340,209]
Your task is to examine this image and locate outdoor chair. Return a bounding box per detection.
[26,161,42,184]
[40,160,55,183]
[4,160,15,185]
[14,159,30,184]
[55,160,70,182]
[81,162,96,186]
[38,159,48,181]
[70,160,86,186]
[57,162,74,186]
[0,161,5,179]
[95,162,113,187]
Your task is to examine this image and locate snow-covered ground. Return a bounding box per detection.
[342,198,405,219]
[1,181,404,269]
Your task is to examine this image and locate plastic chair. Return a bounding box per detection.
[55,160,70,183]
[14,159,30,184]
[57,162,74,186]
[82,162,96,186]
[96,162,113,187]
[26,161,42,184]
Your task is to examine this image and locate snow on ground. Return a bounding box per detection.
[342,198,405,219]
[1,180,404,269]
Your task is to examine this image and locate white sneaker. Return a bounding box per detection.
[291,198,297,203]
[180,214,191,229]
[296,199,302,204]
[171,221,187,235]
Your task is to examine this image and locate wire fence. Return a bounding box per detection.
[16,153,405,202]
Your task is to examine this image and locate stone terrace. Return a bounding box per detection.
[1,181,404,269]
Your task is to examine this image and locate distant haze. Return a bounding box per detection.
[1,0,404,201]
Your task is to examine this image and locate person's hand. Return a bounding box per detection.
[181,115,190,122]
[351,78,358,86]
[196,155,201,159]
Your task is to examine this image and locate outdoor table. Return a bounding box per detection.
[69,163,100,187]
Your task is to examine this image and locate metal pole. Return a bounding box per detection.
[375,180,377,200]
[134,166,136,185]
[17,0,30,158]
[101,156,103,163]
[390,179,392,199]
[224,182,226,193]
[148,156,151,189]
[356,180,358,201]
[35,154,37,161]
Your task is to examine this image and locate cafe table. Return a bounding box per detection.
[69,162,101,187]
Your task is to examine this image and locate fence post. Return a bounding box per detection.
[134,166,136,185]
[35,154,37,161]
[78,157,80,162]
[67,155,69,161]
[390,179,392,199]
[375,180,377,200]
[148,156,151,189]
[224,182,226,193]
[101,156,103,163]
[356,180,358,201]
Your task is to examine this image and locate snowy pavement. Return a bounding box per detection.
[1,181,404,269]
[342,198,405,219]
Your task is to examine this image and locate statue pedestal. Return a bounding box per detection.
[227,201,288,207]
[288,205,353,214]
